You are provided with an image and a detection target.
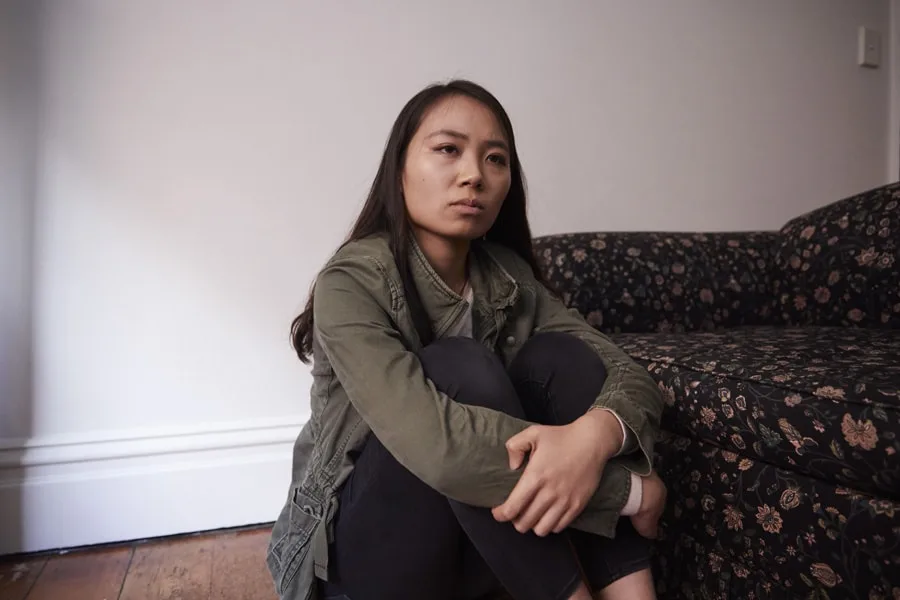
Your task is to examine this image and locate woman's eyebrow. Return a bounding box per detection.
[425,129,509,152]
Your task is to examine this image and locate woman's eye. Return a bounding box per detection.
[487,154,508,166]
[437,145,458,155]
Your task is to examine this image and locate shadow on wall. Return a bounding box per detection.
[0,0,40,557]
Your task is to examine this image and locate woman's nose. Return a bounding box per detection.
[459,156,484,189]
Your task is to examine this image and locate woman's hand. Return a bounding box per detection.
[630,470,667,539]
[491,409,624,537]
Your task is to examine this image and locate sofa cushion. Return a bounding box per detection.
[532,231,781,334]
[772,182,900,329]
[611,326,900,499]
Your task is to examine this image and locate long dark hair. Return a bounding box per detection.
[291,79,548,363]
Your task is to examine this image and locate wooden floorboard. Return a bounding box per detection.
[1,526,275,600]
[208,529,276,600]
[24,546,132,600]
[119,536,215,600]
[0,557,47,600]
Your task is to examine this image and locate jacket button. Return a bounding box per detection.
[505,335,516,345]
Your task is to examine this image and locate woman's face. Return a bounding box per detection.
[402,94,511,243]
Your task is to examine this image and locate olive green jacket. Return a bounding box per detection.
[266,233,663,600]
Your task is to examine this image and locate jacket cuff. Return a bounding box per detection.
[596,408,638,456]
[591,391,653,477]
[572,462,632,538]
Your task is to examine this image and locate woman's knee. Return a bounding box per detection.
[420,337,523,417]
[509,332,608,384]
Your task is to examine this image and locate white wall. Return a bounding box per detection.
[1,0,896,553]
[0,0,37,439]
[0,0,39,553]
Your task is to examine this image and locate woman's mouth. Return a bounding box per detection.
[450,199,485,215]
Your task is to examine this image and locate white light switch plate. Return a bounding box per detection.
[858,27,881,68]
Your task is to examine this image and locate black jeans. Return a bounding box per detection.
[320,333,651,600]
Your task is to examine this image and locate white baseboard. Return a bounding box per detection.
[0,417,306,555]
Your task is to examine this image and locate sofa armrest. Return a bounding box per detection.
[532,231,781,334]
[772,182,900,329]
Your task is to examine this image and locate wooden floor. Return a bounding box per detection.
[0,526,277,600]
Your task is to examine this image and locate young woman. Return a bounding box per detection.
[266,79,666,600]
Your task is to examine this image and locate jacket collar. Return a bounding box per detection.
[409,236,519,338]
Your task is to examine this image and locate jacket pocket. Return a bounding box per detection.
[266,487,322,597]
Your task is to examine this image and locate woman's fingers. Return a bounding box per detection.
[552,502,583,534]
[532,501,569,537]
[512,490,556,534]
[492,470,540,523]
[504,426,540,470]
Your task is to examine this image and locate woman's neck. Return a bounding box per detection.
[412,229,470,296]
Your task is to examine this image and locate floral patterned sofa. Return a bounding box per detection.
[532,182,900,599]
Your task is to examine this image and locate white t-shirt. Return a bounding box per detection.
[445,283,475,339]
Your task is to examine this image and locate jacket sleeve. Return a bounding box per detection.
[313,255,530,507]
[312,255,636,532]
[531,279,663,478]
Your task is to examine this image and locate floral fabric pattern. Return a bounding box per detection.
[652,432,900,599]
[612,326,900,499]
[532,182,900,598]
[532,231,781,334]
[773,182,900,329]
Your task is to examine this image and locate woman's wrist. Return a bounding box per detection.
[577,409,626,462]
